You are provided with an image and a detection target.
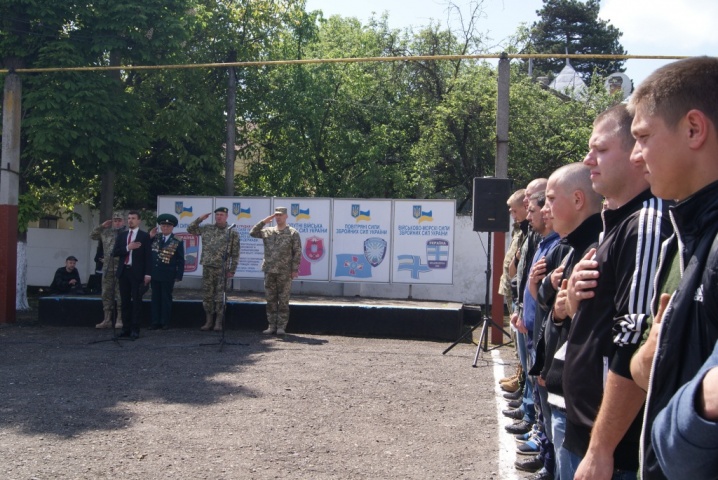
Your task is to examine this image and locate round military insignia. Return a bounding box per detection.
[304,236,325,262]
[363,237,387,267]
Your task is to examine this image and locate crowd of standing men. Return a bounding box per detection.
[498,57,718,480]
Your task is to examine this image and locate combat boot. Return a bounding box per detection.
[501,375,521,392]
[115,308,122,328]
[499,364,522,384]
[96,311,112,329]
[262,325,277,334]
[200,313,214,331]
[213,313,224,331]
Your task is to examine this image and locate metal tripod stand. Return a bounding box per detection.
[471,231,513,367]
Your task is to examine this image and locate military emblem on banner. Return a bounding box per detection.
[363,237,387,267]
[426,238,449,269]
[413,205,422,220]
[351,204,360,219]
[304,236,325,262]
[175,202,183,215]
[232,202,241,216]
[175,233,199,272]
[291,203,300,217]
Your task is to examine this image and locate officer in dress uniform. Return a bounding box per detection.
[149,214,185,330]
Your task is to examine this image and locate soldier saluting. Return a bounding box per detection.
[187,207,240,331]
[250,206,302,335]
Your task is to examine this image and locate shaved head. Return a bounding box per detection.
[545,163,603,237]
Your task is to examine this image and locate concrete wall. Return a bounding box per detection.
[27,208,502,304]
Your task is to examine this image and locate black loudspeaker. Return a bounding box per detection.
[472,177,512,232]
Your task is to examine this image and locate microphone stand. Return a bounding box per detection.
[201,224,246,351]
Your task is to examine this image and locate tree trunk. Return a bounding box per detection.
[99,50,122,222]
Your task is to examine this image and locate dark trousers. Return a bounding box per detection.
[119,268,145,334]
[151,279,175,327]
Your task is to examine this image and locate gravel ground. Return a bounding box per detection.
[0,316,517,480]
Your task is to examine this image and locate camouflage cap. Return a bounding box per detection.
[157,213,178,226]
[274,207,288,215]
[112,211,124,219]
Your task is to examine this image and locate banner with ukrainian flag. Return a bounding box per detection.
[391,199,455,285]
[273,197,332,281]
[331,199,392,283]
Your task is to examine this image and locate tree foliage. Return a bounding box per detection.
[2,0,623,224]
[527,0,626,82]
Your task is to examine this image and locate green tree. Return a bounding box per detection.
[528,0,626,82]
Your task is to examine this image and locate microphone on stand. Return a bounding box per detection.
[227,223,237,229]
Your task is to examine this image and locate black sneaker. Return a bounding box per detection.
[505,420,533,435]
[514,455,542,473]
[503,389,522,400]
[502,407,524,420]
[507,398,523,409]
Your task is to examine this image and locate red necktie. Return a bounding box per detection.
[125,230,133,265]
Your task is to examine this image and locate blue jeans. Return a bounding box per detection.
[517,333,535,423]
[552,408,572,480]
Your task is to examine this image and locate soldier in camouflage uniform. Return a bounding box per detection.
[250,206,302,335]
[187,207,240,331]
[91,211,126,329]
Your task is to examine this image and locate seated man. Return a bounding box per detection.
[51,256,82,294]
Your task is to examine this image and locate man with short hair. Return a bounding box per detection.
[51,256,82,294]
[505,179,547,434]
[542,162,604,480]
[628,56,718,480]
[498,188,528,392]
[562,104,671,480]
[250,206,302,335]
[113,210,152,340]
[91,211,126,329]
[188,207,240,332]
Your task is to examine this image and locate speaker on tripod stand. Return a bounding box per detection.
[442,177,514,359]
[472,177,514,364]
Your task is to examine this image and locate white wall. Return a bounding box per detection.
[27,208,502,304]
[27,205,99,286]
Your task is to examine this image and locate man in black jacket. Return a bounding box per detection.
[536,162,604,480]
[562,105,671,480]
[629,56,718,480]
[113,210,152,340]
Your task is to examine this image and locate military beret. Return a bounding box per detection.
[157,213,178,226]
[112,211,124,219]
[214,207,228,214]
[274,206,288,215]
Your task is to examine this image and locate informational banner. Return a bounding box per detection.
[215,197,271,279]
[331,199,392,283]
[391,200,455,285]
[157,196,214,277]
[273,198,332,281]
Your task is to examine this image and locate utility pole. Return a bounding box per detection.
[491,52,510,343]
[1,71,22,323]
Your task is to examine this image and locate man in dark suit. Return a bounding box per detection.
[149,213,185,330]
[112,210,152,339]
